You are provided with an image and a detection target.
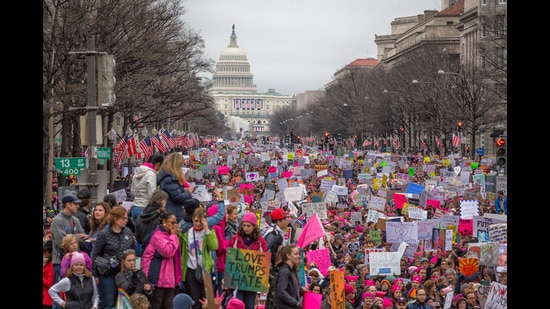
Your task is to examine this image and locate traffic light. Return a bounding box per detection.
[97,54,116,105]
[457,121,463,130]
[324,132,330,143]
[495,136,507,165]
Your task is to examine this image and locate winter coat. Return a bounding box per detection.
[273,263,301,309]
[157,171,193,222]
[91,225,136,277]
[115,269,152,296]
[132,163,158,208]
[43,260,54,306]
[228,232,268,253]
[140,225,182,289]
[135,203,162,244]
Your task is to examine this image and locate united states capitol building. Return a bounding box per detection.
[208,25,295,139]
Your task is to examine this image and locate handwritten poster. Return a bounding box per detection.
[305,248,331,277]
[225,248,271,292]
[386,221,418,244]
[369,251,401,275]
[329,270,345,309]
[485,282,507,309]
[301,202,328,220]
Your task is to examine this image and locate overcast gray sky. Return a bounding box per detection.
[184,0,442,96]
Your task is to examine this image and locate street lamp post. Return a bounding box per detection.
[126,127,133,179]
[107,127,117,192]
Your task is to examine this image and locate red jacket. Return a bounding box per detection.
[228,232,268,253]
[43,260,54,306]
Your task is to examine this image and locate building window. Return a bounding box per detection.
[446,21,453,26]
[481,0,487,5]
[480,22,486,38]
[498,0,506,3]
[496,15,506,35]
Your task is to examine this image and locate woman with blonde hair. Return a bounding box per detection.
[60,234,93,277]
[157,153,195,222]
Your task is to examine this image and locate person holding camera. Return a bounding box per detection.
[115,250,152,299]
[92,206,136,309]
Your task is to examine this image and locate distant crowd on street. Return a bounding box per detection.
[43,138,507,309]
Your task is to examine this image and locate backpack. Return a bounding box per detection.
[267,229,283,266]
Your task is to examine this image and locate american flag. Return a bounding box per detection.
[175,134,186,148]
[362,139,372,147]
[452,134,461,148]
[292,212,307,228]
[162,129,176,149]
[435,136,442,147]
[374,139,380,149]
[114,136,128,162]
[151,133,167,153]
[392,138,400,149]
[139,135,153,159]
[126,134,138,157]
[419,139,427,148]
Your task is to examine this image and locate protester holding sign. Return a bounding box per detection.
[227,212,268,309]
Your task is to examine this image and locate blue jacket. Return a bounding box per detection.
[179,201,226,233]
[157,171,193,222]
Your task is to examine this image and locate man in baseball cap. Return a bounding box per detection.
[61,193,81,204]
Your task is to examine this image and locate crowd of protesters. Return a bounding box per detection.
[43,138,507,309]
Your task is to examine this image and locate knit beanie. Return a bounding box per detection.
[70,252,85,267]
[241,212,258,226]
[226,297,245,309]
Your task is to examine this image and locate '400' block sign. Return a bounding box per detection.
[225,248,271,292]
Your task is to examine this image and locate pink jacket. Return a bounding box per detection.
[207,204,228,272]
[141,226,182,288]
[212,225,228,272]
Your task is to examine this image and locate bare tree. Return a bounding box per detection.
[43,0,215,206]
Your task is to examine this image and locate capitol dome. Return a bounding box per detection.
[211,24,256,93]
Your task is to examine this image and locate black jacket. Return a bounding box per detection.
[135,203,162,244]
[157,171,193,222]
[273,263,301,309]
[92,226,136,277]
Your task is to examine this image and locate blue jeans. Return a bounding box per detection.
[236,290,257,309]
[98,274,117,309]
[215,270,224,297]
[52,264,62,309]
[130,205,144,222]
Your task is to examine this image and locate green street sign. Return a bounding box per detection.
[97,147,111,159]
[55,157,86,176]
